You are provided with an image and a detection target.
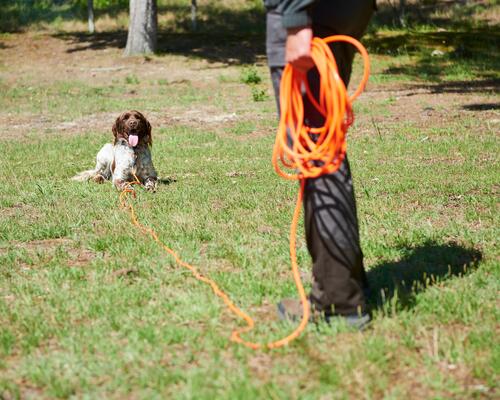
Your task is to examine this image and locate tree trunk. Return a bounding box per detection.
[87,0,95,34]
[399,0,406,27]
[124,0,158,56]
[191,0,197,31]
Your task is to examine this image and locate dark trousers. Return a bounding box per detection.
[267,0,374,316]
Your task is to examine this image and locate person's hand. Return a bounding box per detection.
[285,27,314,72]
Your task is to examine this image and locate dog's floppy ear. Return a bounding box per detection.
[145,119,153,146]
[112,116,121,144]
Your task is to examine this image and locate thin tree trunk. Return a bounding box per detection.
[124,0,158,56]
[88,0,95,33]
[399,0,406,27]
[191,0,197,31]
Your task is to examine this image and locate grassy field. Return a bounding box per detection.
[0,0,499,398]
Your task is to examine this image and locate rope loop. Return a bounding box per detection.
[273,35,370,180]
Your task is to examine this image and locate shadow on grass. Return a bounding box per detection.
[462,102,500,111]
[371,0,495,29]
[158,177,176,186]
[364,28,500,83]
[61,31,126,53]
[51,3,266,65]
[53,28,265,65]
[367,241,482,311]
[156,31,265,65]
[365,3,499,85]
[383,77,500,97]
[407,78,500,95]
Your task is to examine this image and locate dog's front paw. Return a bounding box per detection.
[93,174,106,184]
[144,178,157,193]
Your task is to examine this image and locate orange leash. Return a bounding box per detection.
[119,35,370,350]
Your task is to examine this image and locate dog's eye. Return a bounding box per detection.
[123,114,130,120]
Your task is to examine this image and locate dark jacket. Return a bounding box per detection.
[264,0,376,30]
[264,0,317,29]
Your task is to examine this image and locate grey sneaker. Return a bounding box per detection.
[277,298,371,331]
[277,298,322,323]
[333,313,371,331]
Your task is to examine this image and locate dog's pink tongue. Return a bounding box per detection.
[128,135,139,147]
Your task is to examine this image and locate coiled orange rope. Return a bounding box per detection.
[119,35,370,350]
[272,35,370,180]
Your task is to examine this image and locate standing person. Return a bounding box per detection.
[265,0,376,329]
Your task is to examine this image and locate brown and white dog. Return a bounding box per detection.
[72,110,158,192]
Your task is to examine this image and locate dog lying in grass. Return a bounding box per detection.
[72,110,158,192]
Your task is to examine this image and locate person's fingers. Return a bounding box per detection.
[291,56,315,72]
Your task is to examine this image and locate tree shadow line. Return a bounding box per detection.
[49,2,266,65]
[52,29,265,66]
[462,102,500,111]
[404,78,499,95]
[366,241,482,312]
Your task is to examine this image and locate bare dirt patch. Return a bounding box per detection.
[0,238,97,268]
[1,203,42,222]
[5,238,73,252]
[170,108,238,125]
[0,112,117,141]
[0,108,244,141]
[112,267,139,278]
[67,247,97,267]
[0,32,230,86]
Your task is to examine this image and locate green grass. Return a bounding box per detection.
[1,93,498,397]
[0,1,499,398]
